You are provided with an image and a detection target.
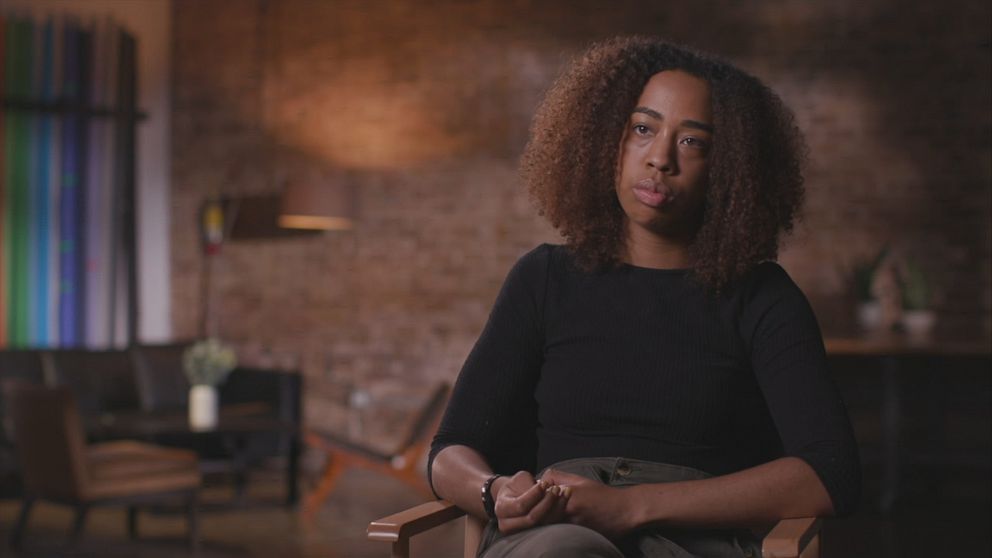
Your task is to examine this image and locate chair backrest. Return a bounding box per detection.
[0,352,50,498]
[48,349,140,415]
[0,350,47,384]
[0,350,48,444]
[2,382,89,500]
[219,367,304,460]
[220,366,302,423]
[131,342,193,412]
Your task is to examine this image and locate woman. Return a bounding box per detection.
[429,36,860,558]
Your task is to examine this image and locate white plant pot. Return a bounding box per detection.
[189,384,219,431]
[902,310,936,339]
[856,301,882,331]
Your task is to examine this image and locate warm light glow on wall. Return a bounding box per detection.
[265,59,473,170]
[279,181,355,231]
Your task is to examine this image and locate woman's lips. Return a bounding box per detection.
[632,178,675,208]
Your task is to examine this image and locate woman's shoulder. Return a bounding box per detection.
[519,243,568,261]
[738,260,800,294]
[729,261,811,316]
[733,260,819,333]
[510,243,569,277]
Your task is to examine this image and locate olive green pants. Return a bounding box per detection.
[478,457,762,558]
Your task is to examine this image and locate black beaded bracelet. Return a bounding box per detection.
[481,474,502,520]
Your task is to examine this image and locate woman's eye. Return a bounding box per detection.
[633,124,651,135]
[680,136,708,149]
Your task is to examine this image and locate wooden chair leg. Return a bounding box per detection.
[127,506,139,539]
[9,496,34,550]
[234,469,248,502]
[287,433,301,507]
[71,504,90,543]
[301,454,347,524]
[186,491,200,553]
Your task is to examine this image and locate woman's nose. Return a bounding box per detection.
[647,134,677,174]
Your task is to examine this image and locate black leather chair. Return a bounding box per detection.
[4,382,201,550]
[0,351,47,498]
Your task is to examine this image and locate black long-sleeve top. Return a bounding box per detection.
[430,244,861,516]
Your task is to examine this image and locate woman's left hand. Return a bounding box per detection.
[539,469,640,539]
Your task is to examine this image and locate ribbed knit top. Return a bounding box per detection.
[430,244,861,516]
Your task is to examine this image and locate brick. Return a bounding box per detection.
[172,0,992,433]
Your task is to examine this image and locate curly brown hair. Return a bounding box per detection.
[520,36,806,292]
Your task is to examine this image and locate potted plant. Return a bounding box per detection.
[183,338,237,430]
[900,259,935,338]
[852,247,888,330]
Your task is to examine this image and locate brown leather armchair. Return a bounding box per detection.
[368,500,822,558]
[3,382,202,550]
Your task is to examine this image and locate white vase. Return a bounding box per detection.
[902,310,936,339]
[856,301,882,331]
[189,384,218,431]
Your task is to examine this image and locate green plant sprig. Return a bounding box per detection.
[901,259,930,311]
[852,246,889,302]
[183,338,237,386]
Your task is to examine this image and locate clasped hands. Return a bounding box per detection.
[493,469,635,538]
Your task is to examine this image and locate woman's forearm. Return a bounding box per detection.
[629,457,834,531]
[431,444,509,519]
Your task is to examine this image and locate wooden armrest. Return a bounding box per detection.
[762,517,822,558]
[369,502,820,558]
[367,500,467,543]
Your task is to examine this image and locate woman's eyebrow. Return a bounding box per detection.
[633,106,713,133]
[683,120,714,133]
[633,106,662,120]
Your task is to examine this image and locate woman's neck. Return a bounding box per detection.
[622,224,690,269]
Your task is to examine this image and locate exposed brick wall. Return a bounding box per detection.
[172,0,991,435]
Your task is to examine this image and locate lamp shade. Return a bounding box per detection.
[279,181,354,231]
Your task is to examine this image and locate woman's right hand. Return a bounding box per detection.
[493,471,570,534]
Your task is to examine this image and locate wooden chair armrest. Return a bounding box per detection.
[368,500,467,543]
[369,503,819,558]
[761,517,822,558]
